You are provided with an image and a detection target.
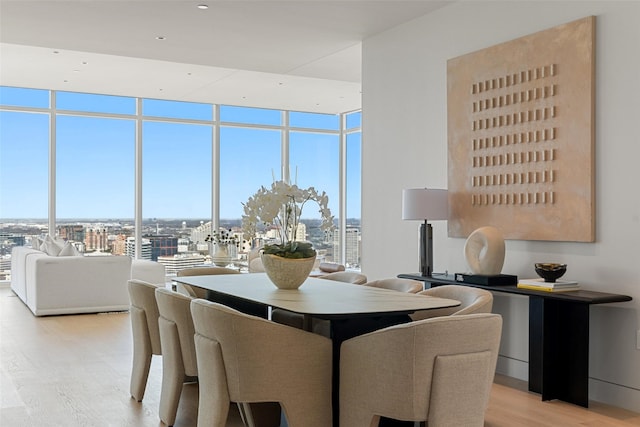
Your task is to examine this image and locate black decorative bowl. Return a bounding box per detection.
[534,263,567,283]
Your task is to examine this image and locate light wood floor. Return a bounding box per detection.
[1,287,639,427]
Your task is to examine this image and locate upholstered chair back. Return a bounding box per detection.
[319,271,368,284]
[154,287,197,426]
[176,266,239,298]
[340,313,502,427]
[364,278,423,293]
[247,248,266,273]
[127,279,162,401]
[155,288,198,375]
[411,284,493,321]
[191,299,333,427]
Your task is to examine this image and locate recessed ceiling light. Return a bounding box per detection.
[53,51,59,54]
[156,36,166,41]
[197,4,209,9]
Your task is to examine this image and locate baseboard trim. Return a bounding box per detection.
[590,377,640,414]
[496,355,528,382]
[495,355,639,413]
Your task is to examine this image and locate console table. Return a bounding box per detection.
[398,273,632,408]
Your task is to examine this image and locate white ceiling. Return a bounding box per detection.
[0,0,450,114]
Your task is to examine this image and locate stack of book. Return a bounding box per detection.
[517,278,580,292]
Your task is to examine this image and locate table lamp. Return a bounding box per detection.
[402,188,448,277]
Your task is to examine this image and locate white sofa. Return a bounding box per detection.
[11,246,166,316]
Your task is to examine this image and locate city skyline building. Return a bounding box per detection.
[58,225,84,244]
[295,222,307,242]
[157,253,206,276]
[332,226,361,268]
[125,237,151,260]
[85,227,109,252]
[191,221,213,246]
[145,235,178,261]
[0,256,10,281]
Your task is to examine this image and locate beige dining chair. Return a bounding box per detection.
[340,313,503,427]
[176,266,239,298]
[318,262,346,273]
[249,257,265,273]
[247,248,266,273]
[410,284,493,321]
[190,299,333,427]
[319,271,367,284]
[155,287,197,426]
[363,278,423,293]
[127,279,163,402]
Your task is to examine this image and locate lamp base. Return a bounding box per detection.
[419,221,434,277]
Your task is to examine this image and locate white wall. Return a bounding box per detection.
[362,1,640,411]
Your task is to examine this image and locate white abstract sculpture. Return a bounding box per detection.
[464,226,505,275]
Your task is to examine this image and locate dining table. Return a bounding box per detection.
[173,272,461,427]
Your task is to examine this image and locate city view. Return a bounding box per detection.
[0,217,362,280]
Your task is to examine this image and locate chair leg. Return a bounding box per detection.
[130,308,153,401]
[237,403,252,427]
[159,321,185,426]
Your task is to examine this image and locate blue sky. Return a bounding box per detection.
[0,86,361,220]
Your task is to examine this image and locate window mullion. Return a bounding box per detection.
[135,98,143,259]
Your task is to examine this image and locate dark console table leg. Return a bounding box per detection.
[529,296,590,407]
[528,296,544,395]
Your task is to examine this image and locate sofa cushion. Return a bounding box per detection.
[41,235,62,256]
[58,241,81,256]
[32,236,43,250]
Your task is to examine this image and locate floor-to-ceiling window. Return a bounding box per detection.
[0,86,361,279]
[141,99,215,262]
[54,92,136,253]
[289,112,340,262]
[56,114,135,252]
[345,111,362,268]
[0,87,50,279]
[219,105,283,220]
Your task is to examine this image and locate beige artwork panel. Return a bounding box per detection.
[447,16,595,242]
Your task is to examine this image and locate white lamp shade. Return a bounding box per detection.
[402,188,448,221]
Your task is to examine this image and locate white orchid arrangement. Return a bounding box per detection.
[241,180,335,259]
